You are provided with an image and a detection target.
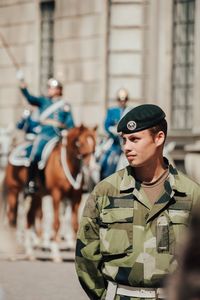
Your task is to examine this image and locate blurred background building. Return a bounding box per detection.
[0,0,200,170]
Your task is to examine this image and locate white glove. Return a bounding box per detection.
[16,69,25,81]
[22,109,31,118]
[108,126,117,135]
[61,130,68,137]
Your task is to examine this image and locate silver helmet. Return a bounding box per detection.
[117,88,129,101]
[47,78,62,89]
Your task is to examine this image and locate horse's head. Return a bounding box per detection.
[67,125,97,165]
[60,125,99,190]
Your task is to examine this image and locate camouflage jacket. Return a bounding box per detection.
[75,161,200,300]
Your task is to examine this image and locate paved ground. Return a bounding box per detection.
[0,223,89,300]
[0,173,90,300]
[0,258,88,300]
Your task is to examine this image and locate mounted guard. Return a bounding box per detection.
[10,74,75,196]
[98,88,130,180]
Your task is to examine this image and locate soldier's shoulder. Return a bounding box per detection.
[59,99,70,110]
[93,168,125,196]
[107,106,120,114]
[176,169,200,192]
[42,96,51,102]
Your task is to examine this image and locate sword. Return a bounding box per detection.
[0,31,20,70]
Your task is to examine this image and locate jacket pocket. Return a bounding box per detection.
[168,209,190,254]
[99,208,133,255]
[156,215,169,253]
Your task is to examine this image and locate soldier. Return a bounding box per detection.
[99,88,130,180]
[75,104,200,300]
[19,78,75,195]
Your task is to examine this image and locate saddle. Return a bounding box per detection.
[9,136,59,169]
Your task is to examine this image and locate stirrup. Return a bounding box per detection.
[24,181,38,196]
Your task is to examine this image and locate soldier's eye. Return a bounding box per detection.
[122,138,126,145]
[130,137,139,143]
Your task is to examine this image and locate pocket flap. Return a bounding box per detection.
[169,209,189,225]
[100,208,133,224]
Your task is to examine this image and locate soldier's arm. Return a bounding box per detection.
[63,104,75,128]
[104,108,112,134]
[75,192,106,300]
[104,108,117,140]
[20,84,42,107]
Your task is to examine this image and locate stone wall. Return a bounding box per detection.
[0,0,107,130]
[1,0,198,142]
[0,0,39,127]
[54,0,107,128]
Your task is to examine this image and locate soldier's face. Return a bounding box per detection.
[121,129,165,168]
[118,99,128,109]
[47,87,61,98]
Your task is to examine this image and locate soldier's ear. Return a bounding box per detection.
[93,125,98,131]
[155,131,165,147]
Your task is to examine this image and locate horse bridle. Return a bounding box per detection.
[60,133,95,189]
[60,136,82,190]
[75,135,96,160]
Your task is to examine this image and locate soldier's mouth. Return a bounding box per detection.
[126,154,137,159]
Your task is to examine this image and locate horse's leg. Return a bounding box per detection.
[71,201,80,235]
[41,195,53,249]
[7,189,18,227]
[51,189,61,241]
[61,202,74,249]
[51,188,62,262]
[71,190,82,237]
[29,195,42,241]
[25,195,42,259]
[15,192,26,245]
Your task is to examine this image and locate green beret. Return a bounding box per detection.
[117,104,166,134]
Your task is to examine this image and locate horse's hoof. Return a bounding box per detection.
[41,240,51,250]
[8,255,17,262]
[52,256,62,263]
[8,252,27,261]
[50,241,62,262]
[28,254,36,261]
[66,239,75,250]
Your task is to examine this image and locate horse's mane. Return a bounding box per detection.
[66,124,97,156]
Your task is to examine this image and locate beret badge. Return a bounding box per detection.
[127,120,137,131]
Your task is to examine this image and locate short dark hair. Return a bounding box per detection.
[148,118,168,142]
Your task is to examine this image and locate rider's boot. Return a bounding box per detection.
[24,162,38,196]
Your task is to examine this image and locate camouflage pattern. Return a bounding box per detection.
[75,160,200,300]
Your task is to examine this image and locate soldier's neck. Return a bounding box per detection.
[133,157,167,184]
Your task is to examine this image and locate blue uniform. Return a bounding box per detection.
[104,107,124,140]
[100,107,125,179]
[16,109,40,135]
[21,87,75,163]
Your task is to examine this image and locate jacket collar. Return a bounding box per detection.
[120,158,178,191]
[120,158,182,222]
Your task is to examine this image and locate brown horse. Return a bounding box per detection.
[4,125,97,260]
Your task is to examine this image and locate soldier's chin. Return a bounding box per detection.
[128,159,143,168]
[128,160,138,167]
